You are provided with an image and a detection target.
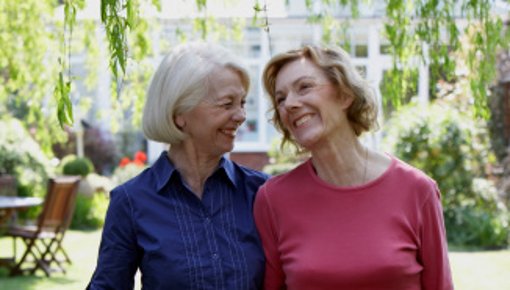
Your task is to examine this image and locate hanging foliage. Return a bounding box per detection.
[0,0,508,151]
[0,0,64,152]
[302,0,508,117]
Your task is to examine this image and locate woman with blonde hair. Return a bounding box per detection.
[254,45,453,290]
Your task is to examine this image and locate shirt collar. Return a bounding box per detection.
[151,151,177,192]
[151,151,238,193]
[218,156,238,189]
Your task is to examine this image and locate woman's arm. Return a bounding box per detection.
[254,184,286,290]
[87,186,140,290]
[419,185,454,290]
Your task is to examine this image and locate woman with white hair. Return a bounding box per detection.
[88,42,269,290]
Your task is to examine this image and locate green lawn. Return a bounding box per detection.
[0,230,509,289]
[450,249,510,290]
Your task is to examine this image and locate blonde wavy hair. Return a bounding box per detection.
[263,45,379,150]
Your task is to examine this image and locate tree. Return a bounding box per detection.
[0,0,508,151]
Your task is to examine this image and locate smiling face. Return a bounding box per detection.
[274,57,353,150]
[175,67,247,157]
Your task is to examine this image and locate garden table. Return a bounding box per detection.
[0,196,42,226]
[0,196,42,267]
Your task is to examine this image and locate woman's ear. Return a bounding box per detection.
[174,114,186,129]
[338,90,354,110]
[339,93,354,110]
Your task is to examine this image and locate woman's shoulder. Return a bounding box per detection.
[390,156,436,184]
[232,162,270,181]
[226,160,269,188]
[260,160,311,192]
[110,167,157,199]
[387,154,440,199]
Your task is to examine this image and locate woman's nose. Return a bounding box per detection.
[232,106,246,123]
[283,91,301,110]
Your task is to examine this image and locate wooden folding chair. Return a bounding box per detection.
[6,176,81,276]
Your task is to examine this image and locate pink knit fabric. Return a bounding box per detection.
[254,156,453,290]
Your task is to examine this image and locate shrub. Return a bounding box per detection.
[383,101,509,248]
[52,123,118,175]
[59,155,110,229]
[0,119,52,186]
[83,125,118,175]
[68,173,113,230]
[263,139,307,175]
[0,117,54,219]
[62,155,94,177]
[70,191,109,229]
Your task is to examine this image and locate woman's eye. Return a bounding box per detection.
[222,102,233,109]
[298,83,313,94]
[275,96,285,106]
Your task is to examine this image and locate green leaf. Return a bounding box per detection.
[54,71,73,128]
[126,0,136,28]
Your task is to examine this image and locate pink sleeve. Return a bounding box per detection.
[419,185,454,290]
[254,184,285,290]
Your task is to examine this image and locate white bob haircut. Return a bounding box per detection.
[142,42,250,145]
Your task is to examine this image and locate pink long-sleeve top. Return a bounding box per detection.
[254,156,453,290]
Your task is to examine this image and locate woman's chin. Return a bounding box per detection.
[294,135,320,150]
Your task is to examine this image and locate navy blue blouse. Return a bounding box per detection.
[88,151,269,290]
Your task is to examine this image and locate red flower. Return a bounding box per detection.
[119,157,131,167]
[134,151,147,163]
[118,151,147,169]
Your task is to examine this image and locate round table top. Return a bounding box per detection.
[0,196,43,209]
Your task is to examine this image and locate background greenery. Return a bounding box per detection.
[61,155,94,177]
[383,100,509,248]
[0,118,53,219]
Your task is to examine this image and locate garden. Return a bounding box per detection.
[1,0,510,289]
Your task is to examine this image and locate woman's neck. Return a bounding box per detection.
[168,143,221,199]
[309,132,368,187]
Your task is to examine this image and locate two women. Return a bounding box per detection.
[89,41,453,290]
[254,45,453,290]
[88,43,268,290]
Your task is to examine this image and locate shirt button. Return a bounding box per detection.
[204,217,211,224]
[212,253,219,260]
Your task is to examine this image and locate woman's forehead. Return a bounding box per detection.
[276,58,326,86]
